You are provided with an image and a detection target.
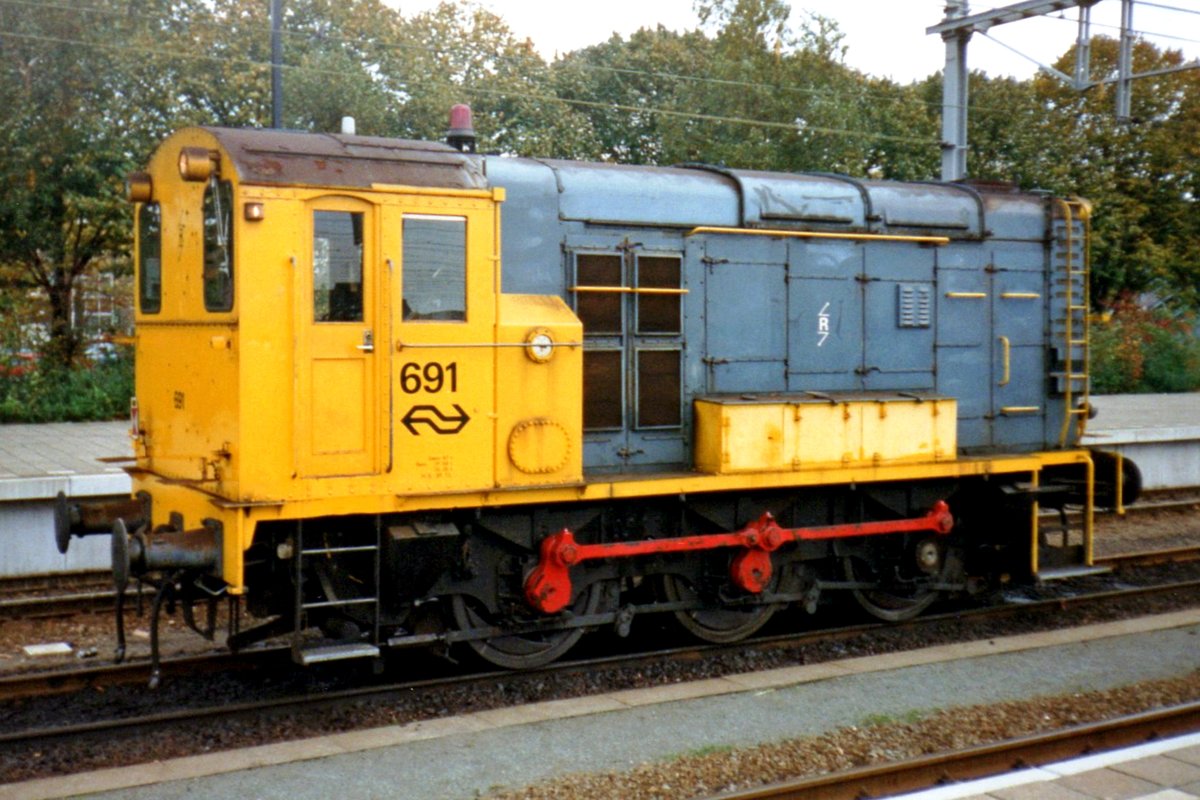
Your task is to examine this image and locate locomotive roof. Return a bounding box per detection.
[201,126,488,192]
[484,157,1050,239]
[187,127,1046,240]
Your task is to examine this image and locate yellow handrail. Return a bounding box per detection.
[686,226,950,245]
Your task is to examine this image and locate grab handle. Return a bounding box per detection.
[998,336,1011,386]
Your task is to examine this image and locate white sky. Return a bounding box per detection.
[390,0,1200,83]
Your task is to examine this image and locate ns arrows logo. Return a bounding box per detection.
[402,404,471,435]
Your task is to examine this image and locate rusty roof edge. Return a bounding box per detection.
[198,126,487,191]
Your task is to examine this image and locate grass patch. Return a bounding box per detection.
[859,709,927,728]
[680,743,737,759]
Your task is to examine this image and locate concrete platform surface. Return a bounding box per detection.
[1085,394,1200,490]
[6,609,1200,800]
[1087,394,1200,443]
[0,422,130,501]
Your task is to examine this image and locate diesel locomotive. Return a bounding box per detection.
[57,109,1135,675]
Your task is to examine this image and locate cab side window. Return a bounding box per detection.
[403,215,466,321]
[138,202,162,314]
[202,179,234,312]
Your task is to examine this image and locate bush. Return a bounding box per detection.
[0,347,134,423]
[1090,305,1200,394]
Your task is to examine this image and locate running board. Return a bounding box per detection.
[1036,565,1112,581]
[295,642,380,665]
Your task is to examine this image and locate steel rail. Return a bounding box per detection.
[1097,544,1200,568]
[0,646,285,702]
[4,573,1200,706]
[4,577,1199,746]
[0,573,1194,705]
[707,701,1200,800]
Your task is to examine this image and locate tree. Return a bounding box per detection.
[1031,37,1200,308]
[0,0,175,367]
[552,27,715,164]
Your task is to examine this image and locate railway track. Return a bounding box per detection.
[4,573,1199,748]
[4,552,1200,705]
[0,573,140,619]
[1096,544,1200,568]
[710,700,1200,800]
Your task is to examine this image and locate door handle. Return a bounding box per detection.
[357,330,375,352]
[998,335,1010,386]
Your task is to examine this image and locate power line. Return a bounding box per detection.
[1136,1,1200,17]
[0,0,1110,121]
[0,0,942,112]
[0,29,941,146]
[1038,6,1200,47]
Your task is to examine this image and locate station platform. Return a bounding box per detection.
[7,609,1200,800]
[0,421,130,576]
[1085,394,1200,490]
[0,422,130,500]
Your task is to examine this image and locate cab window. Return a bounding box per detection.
[403,215,466,321]
[312,211,364,322]
[138,202,162,314]
[202,179,234,312]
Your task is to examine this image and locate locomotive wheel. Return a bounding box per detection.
[842,555,938,622]
[661,573,779,643]
[449,582,605,669]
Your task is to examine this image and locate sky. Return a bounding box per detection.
[389,0,1200,83]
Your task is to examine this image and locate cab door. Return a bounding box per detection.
[295,197,382,477]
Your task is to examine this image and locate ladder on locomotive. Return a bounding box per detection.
[1037,197,1104,579]
[291,519,382,665]
[1051,198,1091,447]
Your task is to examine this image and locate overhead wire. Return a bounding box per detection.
[1035,4,1200,46]
[3,0,1194,138]
[0,0,1015,117]
[1135,1,1200,17]
[0,29,941,145]
[0,0,946,111]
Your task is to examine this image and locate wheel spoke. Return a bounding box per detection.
[661,573,777,643]
[449,583,603,669]
[843,556,938,622]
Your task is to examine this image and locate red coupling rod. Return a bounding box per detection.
[523,501,953,614]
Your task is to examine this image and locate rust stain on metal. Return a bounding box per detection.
[206,127,487,191]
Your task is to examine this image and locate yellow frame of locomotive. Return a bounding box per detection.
[130,128,1097,594]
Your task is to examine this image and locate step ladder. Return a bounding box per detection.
[1035,503,1107,579]
[292,519,382,666]
[1050,199,1091,447]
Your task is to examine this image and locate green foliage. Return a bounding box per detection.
[1090,304,1200,394]
[0,350,134,423]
